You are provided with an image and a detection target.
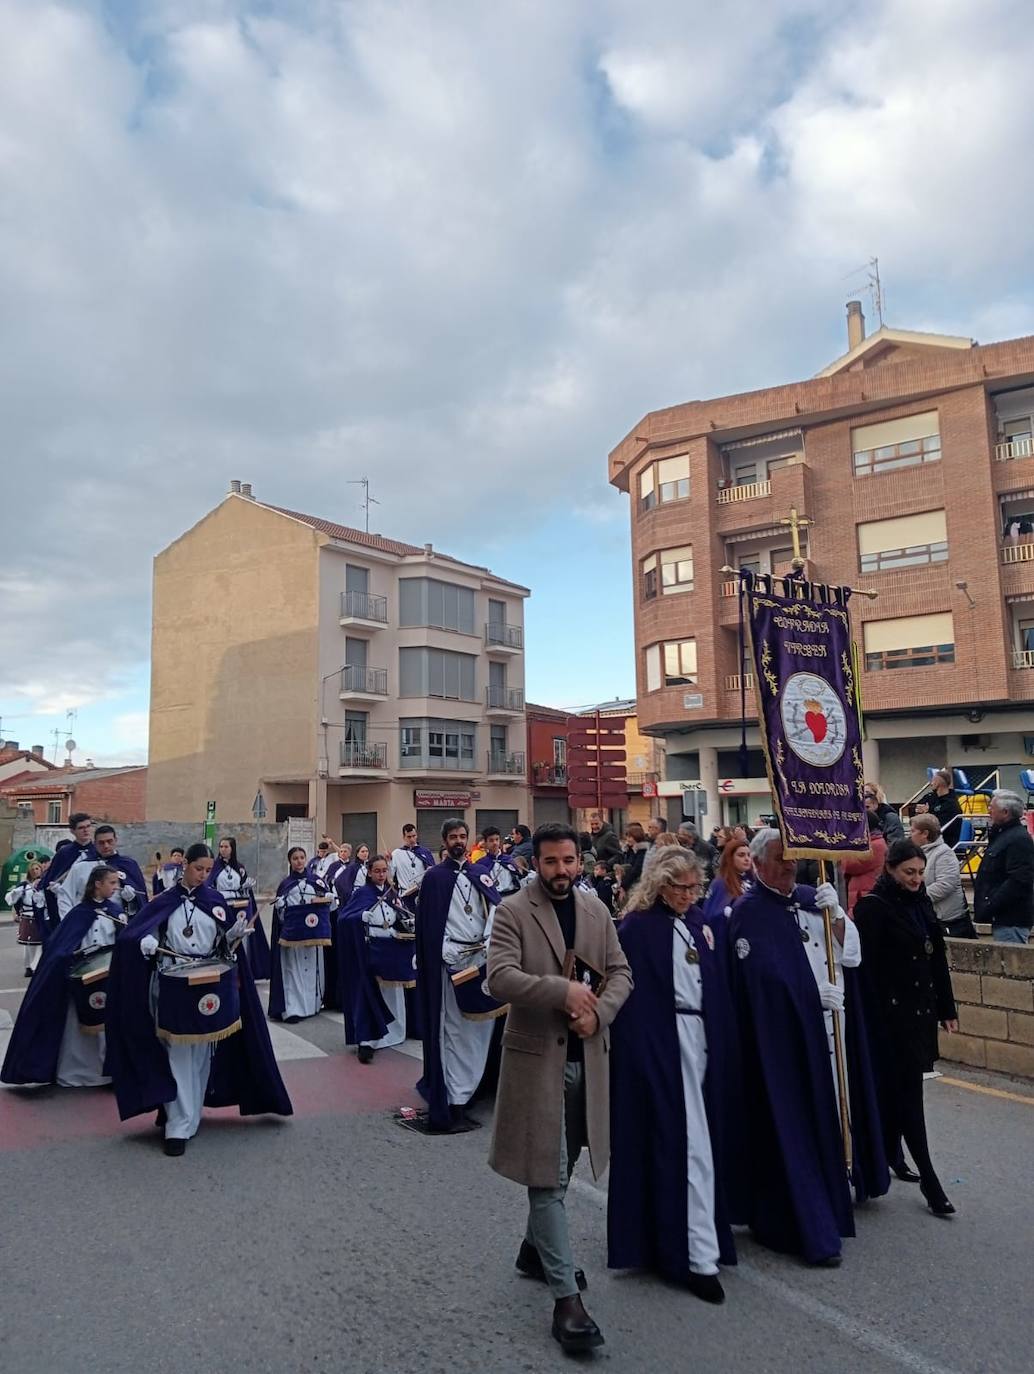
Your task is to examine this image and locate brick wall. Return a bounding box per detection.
[76,769,147,823]
[942,939,1034,1079]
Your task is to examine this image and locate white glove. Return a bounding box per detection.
[140,934,159,957]
[227,915,249,941]
[818,980,845,1012]
[243,876,256,891]
[274,896,286,913]
[32,889,46,909]
[121,884,136,903]
[814,881,840,911]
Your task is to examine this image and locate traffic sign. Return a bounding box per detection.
[569,793,629,810]
[567,764,626,783]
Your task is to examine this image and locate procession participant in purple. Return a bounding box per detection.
[702,839,753,924]
[470,826,521,899]
[104,843,291,1156]
[7,860,46,976]
[306,840,346,1010]
[268,847,331,1024]
[209,835,271,981]
[414,818,502,1132]
[389,824,435,899]
[44,813,98,929]
[152,847,185,896]
[725,829,854,1266]
[338,855,414,1063]
[2,865,124,1088]
[305,838,342,887]
[63,825,148,918]
[609,851,736,1303]
[334,842,371,907]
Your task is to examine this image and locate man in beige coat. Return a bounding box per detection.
[487,823,632,1353]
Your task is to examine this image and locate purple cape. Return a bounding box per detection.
[109,853,148,917]
[414,860,500,1130]
[337,884,405,1045]
[1,899,122,1085]
[726,883,855,1262]
[206,857,271,980]
[609,903,737,1278]
[103,885,292,1123]
[42,842,99,931]
[267,872,329,1020]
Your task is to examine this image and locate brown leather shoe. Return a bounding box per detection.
[515,1241,587,1292]
[551,1295,604,1352]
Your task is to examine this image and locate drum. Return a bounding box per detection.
[156,959,242,1045]
[366,931,417,988]
[16,909,42,946]
[449,957,509,1022]
[68,949,113,1034]
[279,901,333,947]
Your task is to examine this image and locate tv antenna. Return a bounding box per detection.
[843,256,885,328]
[347,477,381,534]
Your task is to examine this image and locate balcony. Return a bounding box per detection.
[339,740,388,773]
[1001,542,1034,565]
[1014,650,1034,669]
[996,436,1034,462]
[486,684,525,714]
[532,763,567,786]
[716,479,771,505]
[485,622,524,653]
[724,673,755,690]
[487,749,526,777]
[339,590,388,627]
[339,666,388,700]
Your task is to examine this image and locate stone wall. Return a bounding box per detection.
[943,938,1034,1079]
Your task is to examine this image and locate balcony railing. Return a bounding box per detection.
[724,673,755,690]
[626,771,656,787]
[716,480,771,505]
[485,622,524,650]
[486,685,525,711]
[341,666,388,695]
[533,763,567,786]
[996,436,1034,462]
[339,741,388,769]
[487,750,526,775]
[1001,542,1034,564]
[720,578,740,597]
[1013,650,1034,669]
[340,590,388,622]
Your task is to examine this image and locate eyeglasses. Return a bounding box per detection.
[667,882,702,894]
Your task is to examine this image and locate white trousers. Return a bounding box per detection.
[164,1041,214,1141]
[676,1011,720,1276]
[24,944,41,972]
[363,982,407,1049]
[439,969,494,1106]
[280,945,324,1020]
[55,1002,110,1088]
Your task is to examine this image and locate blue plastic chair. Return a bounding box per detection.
[1022,769,1034,808]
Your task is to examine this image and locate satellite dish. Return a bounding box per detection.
[65,739,77,752]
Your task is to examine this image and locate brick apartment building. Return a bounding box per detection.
[2,764,148,826]
[608,306,1034,829]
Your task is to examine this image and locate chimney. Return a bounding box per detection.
[31,744,44,758]
[230,479,242,494]
[240,481,253,498]
[424,542,433,557]
[846,300,866,351]
[3,740,17,750]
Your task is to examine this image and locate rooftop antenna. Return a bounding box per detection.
[843,257,886,328]
[347,477,381,534]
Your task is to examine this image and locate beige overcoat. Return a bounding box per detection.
[486,878,632,1188]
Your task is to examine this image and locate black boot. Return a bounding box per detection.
[163,1138,187,1157]
[515,1240,587,1292]
[686,1272,725,1304]
[357,1045,374,1064]
[552,1295,604,1352]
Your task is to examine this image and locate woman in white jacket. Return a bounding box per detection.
[909,814,974,938]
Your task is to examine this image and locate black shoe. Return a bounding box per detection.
[24,967,33,978]
[921,1185,955,1217]
[515,1240,587,1293]
[284,1014,302,1024]
[357,1045,374,1064]
[812,1254,842,1267]
[686,1272,725,1304]
[163,1138,187,1157]
[551,1295,604,1353]
[894,1166,921,1183]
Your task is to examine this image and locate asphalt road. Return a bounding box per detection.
[1,919,1031,1374]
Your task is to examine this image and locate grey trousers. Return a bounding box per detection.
[525,1061,587,1300]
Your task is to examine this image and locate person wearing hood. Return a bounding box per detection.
[338,854,415,1063]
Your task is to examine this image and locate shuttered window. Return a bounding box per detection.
[858,510,948,572]
[863,612,954,670]
[851,411,941,477]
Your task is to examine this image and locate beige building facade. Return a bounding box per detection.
[148,486,531,853]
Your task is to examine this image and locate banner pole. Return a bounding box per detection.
[819,859,853,1177]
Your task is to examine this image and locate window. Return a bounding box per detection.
[553,737,567,768]
[646,640,697,690]
[399,577,476,634]
[851,410,941,477]
[643,545,694,599]
[863,612,955,671]
[639,454,690,512]
[47,801,61,824]
[399,647,477,700]
[344,711,368,745]
[345,564,369,595]
[858,511,948,573]
[400,717,477,770]
[734,461,757,486]
[488,598,507,627]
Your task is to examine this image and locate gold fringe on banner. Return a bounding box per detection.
[156,1019,243,1046]
[278,938,332,948]
[460,1003,510,1023]
[376,977,417,989]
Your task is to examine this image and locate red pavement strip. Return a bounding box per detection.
[0,1049,423,1153]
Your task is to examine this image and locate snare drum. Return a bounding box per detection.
[17,910,42,946]
[448,958,509,1022]
[279,901,333,947]
[366,931,417,988]
[156,959,242,1045]
[68,949,113,1033]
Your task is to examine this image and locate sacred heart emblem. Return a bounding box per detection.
[88,990,107,1011]
[803,698,828,744]
[198,993,221,1016]
[305,912,319,928]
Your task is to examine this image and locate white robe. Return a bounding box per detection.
[361,891,407,1049]
[54,853,97,920]
[798,904,860,1102]
[8,882,44,969]
[389,846,427,894]
[56,903,119,1087]
[277,876,325,1021]
[439,870,494,1106]
[156,896,222,1140]
[672,922,720,1276]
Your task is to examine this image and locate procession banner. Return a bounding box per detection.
[744,580,870,860]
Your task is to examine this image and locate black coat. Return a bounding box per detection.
[875,803,905,843]
[973,818,1034,931]
[855,874,957,1076]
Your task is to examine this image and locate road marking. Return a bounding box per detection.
[265,1022,327,1061]
[0,987,28,995]
[936,1075,1034,1107]
[568,1176,963,1374]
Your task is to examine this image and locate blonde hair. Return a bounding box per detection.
[625,850,702,914]
[910,814,941,841]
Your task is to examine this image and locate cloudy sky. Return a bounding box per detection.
[3,0,1033,766]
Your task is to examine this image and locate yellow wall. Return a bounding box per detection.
[147,497,322,821]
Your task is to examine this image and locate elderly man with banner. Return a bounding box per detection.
[724,557,888,1265]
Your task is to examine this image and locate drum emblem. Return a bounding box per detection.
[212,906,226,920]
[88,990,107,1011]
[198,993,222,1016]
[305,913,320,928]
[735,938,751,960]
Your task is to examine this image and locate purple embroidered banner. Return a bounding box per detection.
[745,581,870,860]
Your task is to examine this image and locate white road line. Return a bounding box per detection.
[567,1177,963,1374]
[265,1022,327,1061]
[0,987,28,996]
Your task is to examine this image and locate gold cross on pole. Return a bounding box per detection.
[778,505,813,572]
